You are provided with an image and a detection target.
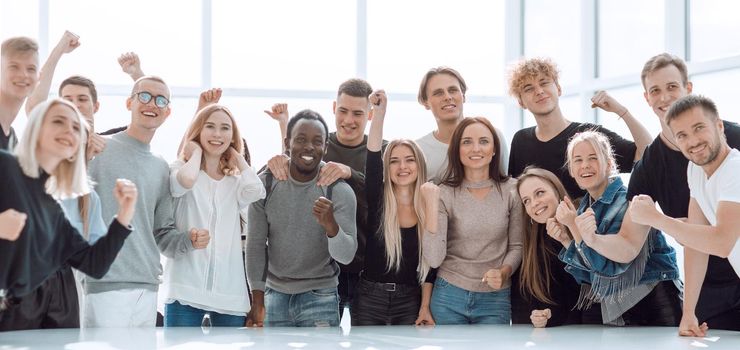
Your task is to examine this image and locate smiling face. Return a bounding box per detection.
[37,103,81,163]
[669,106,724,167]
[388,144,419,187]
[199,110,234,158]
[517,73,561,117]
[126,78,171,132]
[1,51,39,99]
[569,140,609,193]
[424,73,465,122]
[459,122,495,173]
[643,65,692,122]
[286,118,327,180]
[333,93,370,147]
[519,177,560,224]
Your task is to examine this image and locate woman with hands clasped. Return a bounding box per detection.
[515,166,594,328]
[551,130,682,326]
[164,90,265,327]
[422,117,524,325]
[350,90,437,326]
[0,99,137,330]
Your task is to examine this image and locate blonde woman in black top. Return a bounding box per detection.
[350,90,436,325]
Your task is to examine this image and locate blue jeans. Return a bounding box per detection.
[164,301,245,327]
[430,278,511,325]
[264,287,339,327]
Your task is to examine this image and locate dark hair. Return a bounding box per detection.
[59,75,98,104]
[641,53,689,88]
[337,78,373,99]
[441,117,509,190]
[242,137,251,166]
[665,95,719,125]
[286,109,329,142]
[417,66,467,105]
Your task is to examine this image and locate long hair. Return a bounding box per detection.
[16,99,90,199]
[441,117,509,191]
[182,104,244,175]
[565,130,618,182]
[516,166,571,304]
[380,139,430,283]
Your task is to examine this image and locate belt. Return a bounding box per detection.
[360,276,420,293]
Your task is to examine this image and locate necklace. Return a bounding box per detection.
[660,132,680,151]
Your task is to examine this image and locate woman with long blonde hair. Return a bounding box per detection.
[350,91,436,325]
[164,101,265,327]
[0,99,136,330]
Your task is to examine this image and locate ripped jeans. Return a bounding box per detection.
[264,287,339,327]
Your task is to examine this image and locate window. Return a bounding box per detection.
[211,0,356,91]
[524,0,581,87]
[367,0,505,95]
[690,0,740,62]
[48,0,202,87]
[598,0,664,78]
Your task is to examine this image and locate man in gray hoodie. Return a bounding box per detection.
[86,76,210,327]
[247,109,357,327]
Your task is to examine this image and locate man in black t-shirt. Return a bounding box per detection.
[505,57,653,325]
[627,54,740,332]
[506,57,652,199]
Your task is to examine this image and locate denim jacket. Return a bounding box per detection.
[559,177,679,295]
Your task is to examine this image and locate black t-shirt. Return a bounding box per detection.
[508,122,637,199]
[511,227,583,326]
[1,125,17,151]
[363,150,436,285]
[627,120,740,287]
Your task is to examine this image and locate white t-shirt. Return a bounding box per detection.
[415,127,510,184]
[687,148,740,277]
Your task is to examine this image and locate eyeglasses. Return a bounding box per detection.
[132,91,170,108]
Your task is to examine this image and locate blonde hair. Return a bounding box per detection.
[1,36,38,57]
[182,104,244,175]
[507,57,560,99]
[16,99,90,199]
[380,139,430,283]
[566,130,618,180]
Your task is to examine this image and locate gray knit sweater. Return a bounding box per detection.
[86,131,193,293]
[247,165,357,294]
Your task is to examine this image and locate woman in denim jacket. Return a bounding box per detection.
[550,131,682,326]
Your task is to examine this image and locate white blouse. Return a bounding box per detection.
[164,160,265,315]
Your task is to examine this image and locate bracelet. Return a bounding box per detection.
[618,108,628,119]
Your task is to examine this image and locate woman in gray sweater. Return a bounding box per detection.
[422,117,524,325]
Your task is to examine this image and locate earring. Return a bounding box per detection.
[67,154,77,162]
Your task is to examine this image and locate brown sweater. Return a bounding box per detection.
[422,178,524,292]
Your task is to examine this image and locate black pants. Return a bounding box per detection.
[338,271,359,320]
[621,280,682,326]
[697,281,740,331]
[350,277,420,326]
[0,267,79,331]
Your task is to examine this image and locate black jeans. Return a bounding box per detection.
[350,277,421,326]
[338,271,359,320]
[0,267,79,331]
[622,280,682,326]
[697,281,740,331]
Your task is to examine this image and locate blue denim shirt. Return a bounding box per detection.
[559,177,679,286]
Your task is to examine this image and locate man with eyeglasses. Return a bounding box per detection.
[85,76,210,327]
